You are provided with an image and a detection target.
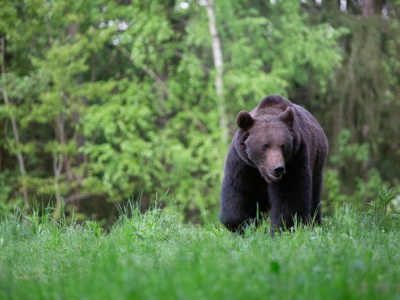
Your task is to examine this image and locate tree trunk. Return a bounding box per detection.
[53,113,66,220]
[206,0,229,145]
[362,0,374,16]
[53,154,63,221]
[51,23,79,218]
[0,36,29,207]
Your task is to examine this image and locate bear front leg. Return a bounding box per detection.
[220,163,268,233]
[220,141,269,233]
[220,186,257,232]
[268,168,313,234]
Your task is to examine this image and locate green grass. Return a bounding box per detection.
[1,201,400,300]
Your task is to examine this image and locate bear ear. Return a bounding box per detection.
[279,107,295,128]
[236,110,253,130]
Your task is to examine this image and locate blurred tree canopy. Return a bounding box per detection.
[0,0,399,222]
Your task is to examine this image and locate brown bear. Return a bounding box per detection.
[220,95,328,234]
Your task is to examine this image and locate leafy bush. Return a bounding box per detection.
[323,129,395,213]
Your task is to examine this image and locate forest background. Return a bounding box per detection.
[0,0,399,225]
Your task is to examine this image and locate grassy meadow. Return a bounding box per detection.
[1,196,400,300]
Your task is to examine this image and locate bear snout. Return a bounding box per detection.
[267,165,285,182]
[264,151,286,182]
[272,165,285,178]
[259,165,285,183]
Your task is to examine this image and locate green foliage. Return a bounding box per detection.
[330,129,370,166]
[1,203,400,299]
[0,169,27,217]
[0,0,399,222]
[216,0,344,110]
[307,4,400,193]
[323,130,394,212]
[368,187,397,219]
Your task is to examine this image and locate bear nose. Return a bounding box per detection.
[273,165,285,177]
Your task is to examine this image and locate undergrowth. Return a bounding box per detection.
[0,188,399,300]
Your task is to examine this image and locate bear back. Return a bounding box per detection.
[250,94,293,119]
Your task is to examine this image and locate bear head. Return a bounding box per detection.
[234,106,298,183]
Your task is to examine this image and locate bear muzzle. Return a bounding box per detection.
[272,165,285,178]
[260,164,286,183]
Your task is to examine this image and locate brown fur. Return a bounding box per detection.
[220,95,328,233]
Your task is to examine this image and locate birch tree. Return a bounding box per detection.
[206,0,228,145]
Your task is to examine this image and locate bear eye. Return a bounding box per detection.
[281,144,285,150]
[262,144,270,150]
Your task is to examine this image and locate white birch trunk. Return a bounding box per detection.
[206,0,229,144]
